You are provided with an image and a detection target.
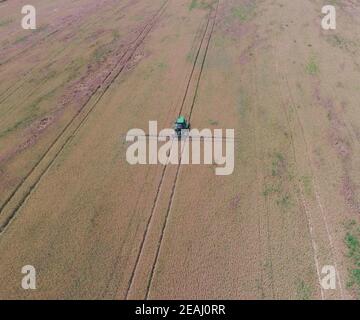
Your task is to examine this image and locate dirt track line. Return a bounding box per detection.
[144,144,184,299]
[177,14,212,117]
[252,46,275,299]
[0,1,166,212]
[124,3,217,299]
[283,74,345,299]
[275,44,345,298]
[144,0,219,299]
[0,0,138,104]
[110,6,212,299]
[278,94,325,299]
[252,43,264,298]
[270,25,342,296]
[0,0,170,235]
[0,0,119,67]
[123,139,173,298]
[187,3,218,121]
[109,16,213,299]
[272,48,326,299]
[0,29,60,67]
[0,0,133,104]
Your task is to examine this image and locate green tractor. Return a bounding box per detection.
[173,116,190,138]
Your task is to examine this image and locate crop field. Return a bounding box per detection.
[0,0,360,300]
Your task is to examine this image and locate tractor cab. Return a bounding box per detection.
[173,116,190,138]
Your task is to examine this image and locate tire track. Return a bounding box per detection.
[273,43,344,299]
[252,44,276,299]
[144,0,219,299]
[283,73,345,299]
[109,9,213,298]
[0,7,156,211]
[0,0,140,104]
[124,3,218,299]
[0,0,170,235]
[272,46,325,299]
[0,0,124,68]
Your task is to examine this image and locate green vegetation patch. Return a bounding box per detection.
[157,62,167,70]
[306,56,319,75]
[276,193,293,209]
[0,18,14,27]
[296,279,312,300]
[66,57,86,82]
[189,0,216,11]
[263,184,281,197]
[0,89,56,139]
[271,152,285,177]
[208,119,219,126]
[236,91,250,117]
[112,30,120,41]
[92,46,112,63]
[344,219,360,298]
[143,61,168,80]
[231,3,256,22]
[14,34,29,44]
[326,34,359,53]
[262,152,295,212]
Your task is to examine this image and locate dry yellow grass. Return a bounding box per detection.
[1,0,360,299]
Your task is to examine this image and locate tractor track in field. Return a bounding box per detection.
[0,0,140,104]
[283,73,345,299]
[273,40,345,299]
[124,0,219,299]
[107,15,210,298]
[0,0,124,67]
[145,0,219,299]
[0,9,141,122]
[274,54,324,300]
[0,29,60,67]
[0,0,170,236]
[0,0,146,108]
[107,21,210,298]
[252,46,276,299]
